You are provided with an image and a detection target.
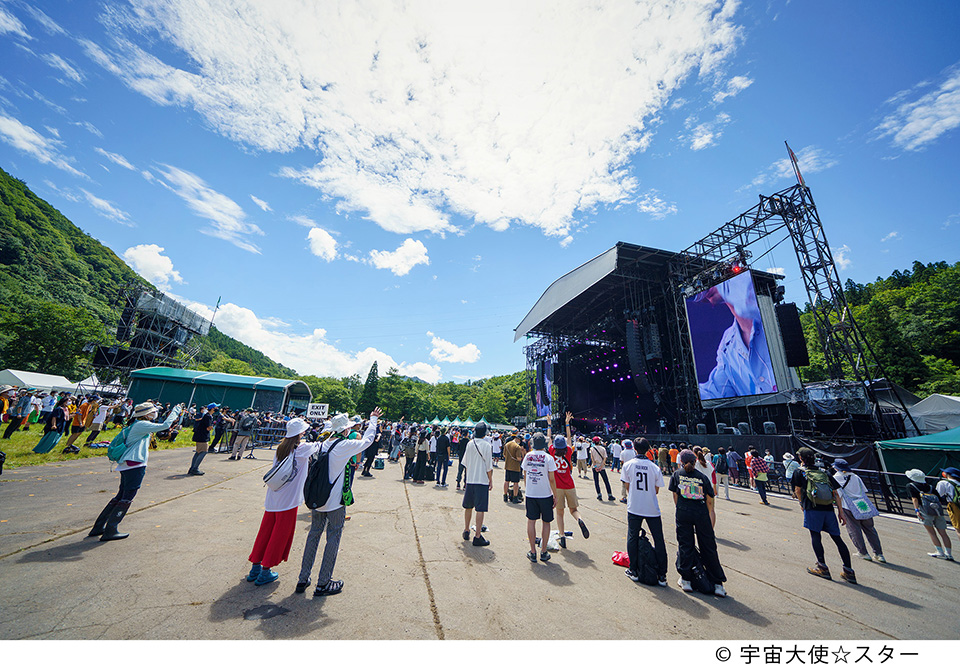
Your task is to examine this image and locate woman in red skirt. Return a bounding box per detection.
[247,417,323,586]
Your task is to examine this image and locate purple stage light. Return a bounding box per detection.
[613,363,618,368]
[591,370,595,374]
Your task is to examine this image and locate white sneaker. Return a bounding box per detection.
[927,551,947,559]
[713,584,727,597]
[678,577,693,592]
[874,554,886,563]
[856,552,873,562]
[624,569,640,582]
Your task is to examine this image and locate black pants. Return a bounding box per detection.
[413,451,429,481]
[363,449,377,474]
[676,507,726,584]
[593,469,612,496]
[212,428,226,449]
[756,479,768,503]
[457,459,466,484]
[810,530,852,568]
[3,416,24,439]
[627,513,667,577]
[434,455,448,484]
[403,455,415,479]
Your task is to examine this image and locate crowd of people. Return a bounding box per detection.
[4,387,959,600]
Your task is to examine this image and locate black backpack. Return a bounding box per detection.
[634,529,660,586]
[678,547,715,595]
[714,454,728,474]
[303,440,342,510]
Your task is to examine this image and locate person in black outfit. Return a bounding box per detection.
[361,425,381,477]
[412,430,430,484]
[187,404,215,476]
[435,427,451,487]
[669,449,726,596]
[454,429,469,489]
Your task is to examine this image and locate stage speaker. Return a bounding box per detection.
[763,421,777,435]
[775,303,810,367]
[737,422,751,435]
[696,424,707,435]
[678,424,688,434]
[625,319,652,394]
[716,422,726,435]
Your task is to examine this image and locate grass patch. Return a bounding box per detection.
[0,426,197,470]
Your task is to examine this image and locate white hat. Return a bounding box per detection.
[285,418,310,438]
[782,452,794,461]
[905,468,927,483]
[0,385,15,394]
[328,413,360,434]
[132,402,158,419]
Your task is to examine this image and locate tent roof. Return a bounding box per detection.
[877,426,960,450]
[129,367,310,395]
[0,368,78,392]
[910,393,960,416]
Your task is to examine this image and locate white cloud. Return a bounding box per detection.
[72,120,103,138]
[85,0,744,238]
[250,194,271,211]
[172,296,443,382]
[81,188,132,225]
[832,244,851,271]
[122,244,184,290]
[41,53,84,83]
[369,238,430,276]
[750,145,838,188]
[559,236,573,248]
[712,75,752,103]
[22,6,66,36]
[42,179,80,202]
[154,164,264,252]
[44,125,59,137]
[94,147,136,170]
[0,114,84,176]
[289,214,318,228]
[0,6,29,39]
[880,231,899,242]
[637,190,678,218]
[428,332,481,364]
[767,267,786,276]
[307,227,338,261]
[877,64,960,151]
[686,112,731,150]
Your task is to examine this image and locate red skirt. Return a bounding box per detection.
[248,507,298,568]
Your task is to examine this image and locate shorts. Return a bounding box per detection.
[576,458,587,471]
[462,483,489,512]
[555,487,579,511]
[525,496,554,523]
[194,441,209,453]
[920,512,947,530]
[72,426,86,433]
[802,508,842,536]
[505,469,522,483]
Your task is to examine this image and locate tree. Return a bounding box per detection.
[299,375,356,414]
[0,300,108,380]
[356,362,379,415]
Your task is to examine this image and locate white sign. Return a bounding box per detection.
[306,403,329,420]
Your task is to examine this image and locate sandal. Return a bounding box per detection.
[314,580,343,596]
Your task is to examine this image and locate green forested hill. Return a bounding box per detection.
[0,167,295,380]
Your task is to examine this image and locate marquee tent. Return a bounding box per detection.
[876,427,960,476]
[905,394,960,436]
[0,369,79,394]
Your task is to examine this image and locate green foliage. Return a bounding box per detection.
[356,361,379,415]
[800,260,960,397]
[298,375,356,414]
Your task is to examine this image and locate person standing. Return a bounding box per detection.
[3,388,34,439]
[669,450,726,596]
[231,408,258,460]
[622,439,668,587]
[609,439,623,473]
[210,407,235,453]
[454,428,469,490]
[246,417,320,586]
[619,440,637,503]
[832,459,885,563]
[503,432,525,503]
[434,427,451,487]
[491,432,502,468]
[296,409,381,596]
[668,444,679,473]
[906,468,953,560]
[590,437,615,502]
[461,423,494,546]
[412,430,430,484]
[87,402,183,541]
[713,447,731,500]
[39,392,56,426]
[658,444,671,476]
[936,467,960,533]
[403,429,417,481]
[749,450,771,506]
[33,395,71,454]
[726,447,743,485]
[575,438,588,478]
[792,448,856,583]
[549,413,591,549]
[187,404,215,476]
[521,433,557,562]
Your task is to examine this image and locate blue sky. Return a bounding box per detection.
[1,0,958,383]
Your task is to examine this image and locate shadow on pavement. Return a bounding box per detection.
[162,474,193,481]
[707,595,772,626]
[845,582,923,609]
[646,586,711,619]
[461,542,497,564]
[557,548,597,570]
[878,562,933,579]
[529,559,572,586]
[17,537,104,563]
[209,580,337,638]
[716,537,752,551]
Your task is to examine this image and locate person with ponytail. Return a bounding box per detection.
[669,449,727,596]
[246,417,324,586]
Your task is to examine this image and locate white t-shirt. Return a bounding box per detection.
[491,435,502,454]
[429,436,437,453]
[462,436,493,485]
[575,443,588,460]
[315,417,379,512]
[620,457,665,517]
[521,449,558,499]
[695,459,715,481]
[936,479,959,503]
[610,442,623,458]
[93,405,112,426]
[620,448,637,465]
[264,441,322,512]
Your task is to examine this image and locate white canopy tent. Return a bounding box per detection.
[906,394,960,436]
[0,368,80,394]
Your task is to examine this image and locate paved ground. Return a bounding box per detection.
[1,449,958,640]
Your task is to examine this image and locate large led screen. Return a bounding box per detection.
[535,359,553,417]
[685,270,778,400]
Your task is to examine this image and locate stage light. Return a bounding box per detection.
[613,363,618,368]
[591,370,595,374]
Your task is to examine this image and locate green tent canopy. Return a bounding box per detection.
[463,418,475,427]
[430,417,441,425]
[440,417,451,425]
[876,427,960,476]
[451,418,463,426]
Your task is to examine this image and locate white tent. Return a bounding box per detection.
[906,394,960,436]
[0,368,79,394]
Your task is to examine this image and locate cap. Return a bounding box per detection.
[942,467,960,480]
[591,436,601,443]
[832,458,851,471]
[679,450,697,466]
